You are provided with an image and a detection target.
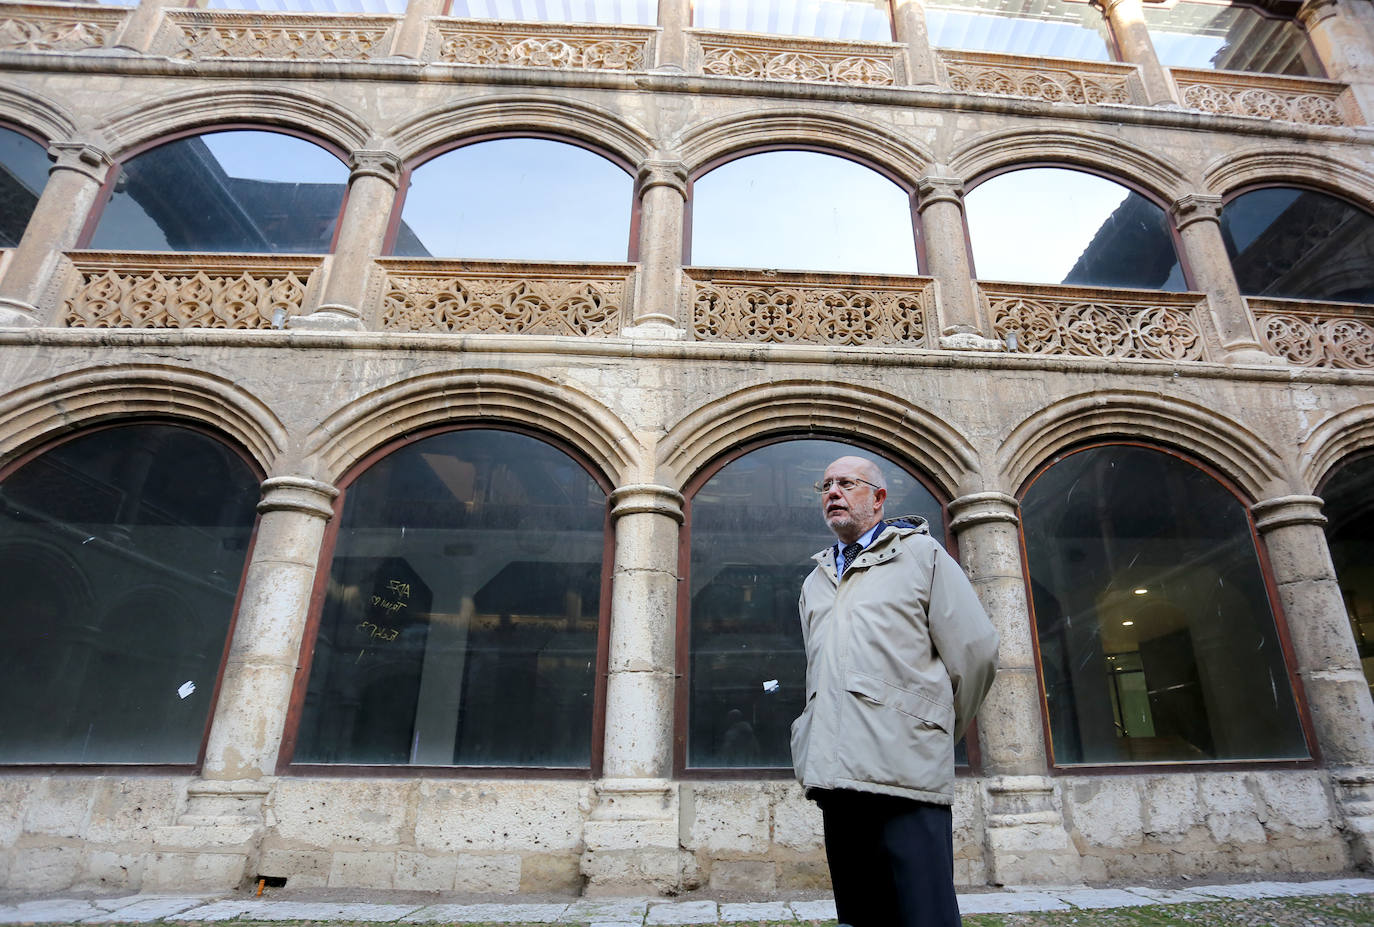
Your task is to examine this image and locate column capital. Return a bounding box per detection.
[348,149,403,188]
[1170,193,1225,231]
[948,491,1020,532]
[636,159,689,199]
[916,174,965,211]
[1298,0,1340,30]
[1251,494,1327,532]
[257,476,340,519]
[609,483,685,523]
[1094,0,1142,17]
[47,142,113,183]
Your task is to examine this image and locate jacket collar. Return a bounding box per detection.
[812,516,930,575]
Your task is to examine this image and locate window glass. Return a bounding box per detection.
[1021,444,1308,765]
[293,429,606,767]
[692,0,890,41]
[205,0,408,10]
[1220,187,1374,303]
[0,425,259,764]
[687,439,952,768]
[965,167,1185,290]
[88,130,347,254]
[1144,1,1321,76]
[690,151,918,274]
[0,127,51,248]
[393,139,633,261]
[1321,455,1374,702]
[450,0,656,24]
[926,0,1111,61]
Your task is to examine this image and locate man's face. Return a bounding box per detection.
[820,457,886,543]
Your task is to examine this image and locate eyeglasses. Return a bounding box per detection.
[814,477,881,494]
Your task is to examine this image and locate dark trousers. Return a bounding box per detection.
[817,789,961,927]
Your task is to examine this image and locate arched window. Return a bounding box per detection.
[690,151,919,275]
[1020,443,1309,765]
[925,0,1111,61]
[0,126,51,248]
[0,424,261,764]
[680,438,956,770]
[1320,453,1374,701]
[390,138,634,262]
[1220,186,1374,304]
[289,428,609,769]
[691,0,891,40]
[965,167,1185,290]
[86,129,348,254]
[1143,0,1321,76]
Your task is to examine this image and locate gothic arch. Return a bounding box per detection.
[657,381,979,497]
[90,85,371,159]
[1202,146,1374,212]
[676,109,933,187]
[385,95,654,168]
[1300,403,1374,493]
[303,368,641,486]
[0,85,77,145]
[948,126,1191,203]
[0,364,285,474]
[998,390,1288,500]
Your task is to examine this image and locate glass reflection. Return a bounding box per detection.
[393,139,633,262]
[88,130,347,254]
[926,0,1111,61]
[1220,187,1374,303]
[0,425,259,764]
[1021,445,1308,765]
[451,0,656,24]
[0,127,51,247]
[692,0,890,40]
[294,430,606,767]
[1321,455,1374,702]
[206,0,408,10]
[966,168,1185,290]
[687,439,957,768]
[1144,1,1320,76]
[690,151,918,274]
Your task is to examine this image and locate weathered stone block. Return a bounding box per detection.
[1068,779,1143,849]
[141,851,248,891]
[328,850,396,888]
[7,846,84,891]
[1142,774,1201,838]
[1254,772,1337,835]
[708,859,776,892]
[775,856,830,890]
[82,849,145,890]
[256,847,331,887]
[268,778,413,848]
[0,778,34,846]
[518,851,581,894]
[23,777,94,838]
[686,785,770,854]
[772,790,823,850]
[414,781,586,852]
[454,853,521,893]
[394,850,458,891]
[86,777,184,844]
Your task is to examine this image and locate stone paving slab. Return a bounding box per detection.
[957,892,1072,914]
[719,902,795,922]
[0,900,105,924]
[1191,880,1340,900]
[172,900,421,922]
[406,902,569,923]
[645,900,719,924]
[1112,886,1216,904]
[81,897,214,922]
[787,899,836,922]
[1270,878,1374,896]
[1055,888,1161,909]
[563,899,652,922]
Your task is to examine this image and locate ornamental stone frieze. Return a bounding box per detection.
[984,282,1212,361]
[692,30,899,86]
[63,253,321,329]
[0,3,124,52]
[432,19,654,70]
[1251,298,1374,369]
[938,49,1138,105]
[686,268,933,346]
[159,9,397,61]
[378,259,631,336]
[1171,67,1358,126]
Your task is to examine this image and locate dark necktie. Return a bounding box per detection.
[841,541,863,574]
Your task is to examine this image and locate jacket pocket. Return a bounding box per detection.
[840,670,955,792]
[789,691,816,774]
[845,671,954,734]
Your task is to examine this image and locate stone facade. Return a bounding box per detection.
[2,0,1374,898]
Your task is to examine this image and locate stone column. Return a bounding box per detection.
[111,0,178,53]
[654,0,690,71]
[390,0,444,59]
[146,477,338,891]
[890,0,941,87]
[1097,0,1178,105]
[948,492,1082,885]
[916,173,1002,351]
[1252,495,1374,865]
[625,158,688,339]
[582,484,688,894]
[1299,0,1374,121]
[289,150,402,331]
[1170,194,1278,365]
[0,143,112,327]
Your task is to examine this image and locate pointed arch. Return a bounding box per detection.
[0,85,77,145]
[657,380,979,497]
[1300,403,1374,493]
[998,389,1288,500]
[304,368,641,485]
[1203,146,1374,211]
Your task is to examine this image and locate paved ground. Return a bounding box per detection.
[2,878,1373,926]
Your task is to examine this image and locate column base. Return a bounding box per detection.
[983,776,1083,886]
[940,331,1006,352]
[0,297,41,327]
[1220,343,1285,365]
[580,778,694,895]
[621,318,687,340]
[144,779,272,891]
[1335,768,1374,868]
[287,305,365,331]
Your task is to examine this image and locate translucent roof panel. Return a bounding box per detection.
[450,0,657,24]
[1144,0,1321,76]
[692,0,892,42]
[204,0,409,12]
[926,0,1111,60]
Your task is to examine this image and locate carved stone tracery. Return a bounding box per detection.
[1251,298,1374,369]
[0,3,123,52]
[694,31,899,86]
[939,50,1136,105]
[434,20,653,71]
[985,283,1208,361]
[161,11,395,61]
[1172,68,1354,126]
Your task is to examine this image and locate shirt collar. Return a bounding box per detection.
[834,521,888,570]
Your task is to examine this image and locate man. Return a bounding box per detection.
[791,456,999,927]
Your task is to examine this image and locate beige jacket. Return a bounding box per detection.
[790,520,999,805]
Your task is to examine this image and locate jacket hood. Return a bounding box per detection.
[811,515,930,564]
